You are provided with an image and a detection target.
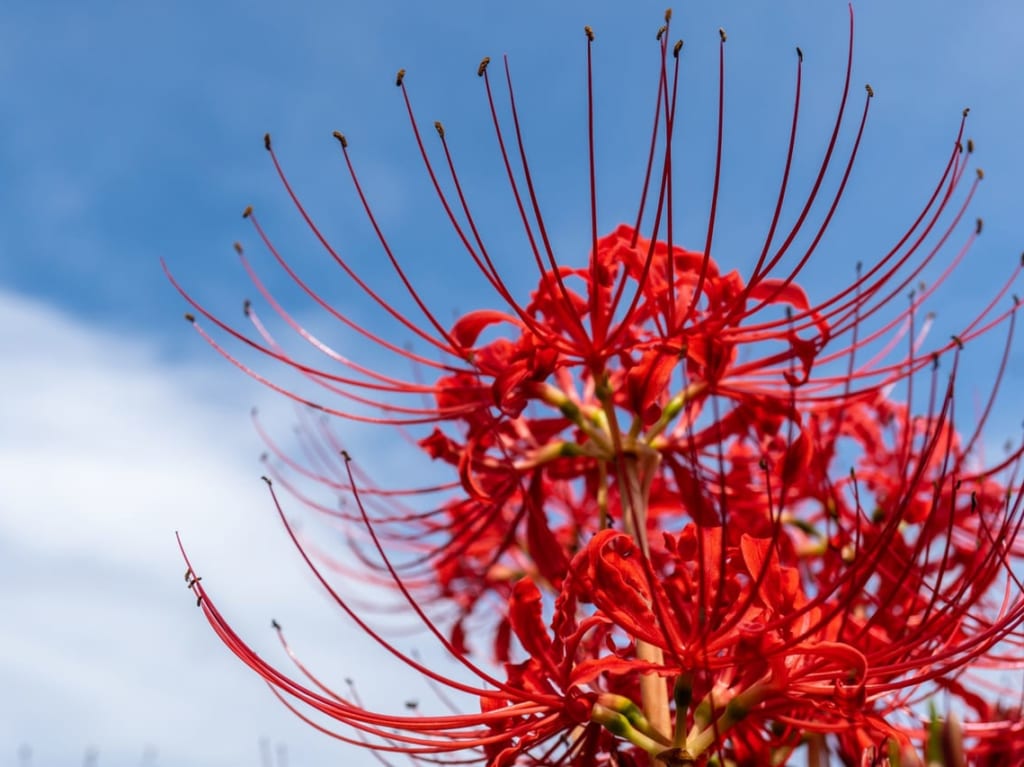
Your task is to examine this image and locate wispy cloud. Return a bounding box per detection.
[0,289,423,767]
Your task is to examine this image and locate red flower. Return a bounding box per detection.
[172,7,1024,765]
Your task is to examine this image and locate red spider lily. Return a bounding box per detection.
[173,6,1024,766]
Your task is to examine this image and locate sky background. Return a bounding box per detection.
[2,2,1024,766]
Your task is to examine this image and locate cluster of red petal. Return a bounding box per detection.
[173,7,1024,766]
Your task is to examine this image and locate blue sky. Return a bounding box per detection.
[2,2,1023,766]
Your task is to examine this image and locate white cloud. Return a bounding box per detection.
[0,289,452,767]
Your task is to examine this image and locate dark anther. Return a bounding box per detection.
[196,595,204,607]
[931,352,940,370]
[477,56,490,77]
[395,68,406,86]
[242,299,251,316]
[951,335,964,350]
[673,40,683,57]
[332,130,348,148]
[967,138,975,153]
[271,619,281,630]
[719,28,727,42]
[796,46,804,61]
[261,475,273,486]
[963,107,971,117]
[657,25,667,41]
[184,313,195,323]
[341,449,352,462]
[976,218,983,235]
[263,133,271,150]
[185,568,202,589]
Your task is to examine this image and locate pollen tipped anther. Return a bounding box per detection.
[242,205,253,218]
[233,242,243,255]
[664,8,672,21]
[263,133,271,150]
[719,27,727,42]
[184,313,195,323]
[865,83,874,98]
[673,40,683,57]
[584,25,594,42]
[963,107,971,117]
[477,56,490,76]
[395,68,406,86]
[657,25,667,41]
[434,121,445,138]
[331,130,348,148]
[977,168,984,180]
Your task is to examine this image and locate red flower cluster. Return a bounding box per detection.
[173,7,1024,766]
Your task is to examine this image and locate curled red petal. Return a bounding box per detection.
[450,309,515,348]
